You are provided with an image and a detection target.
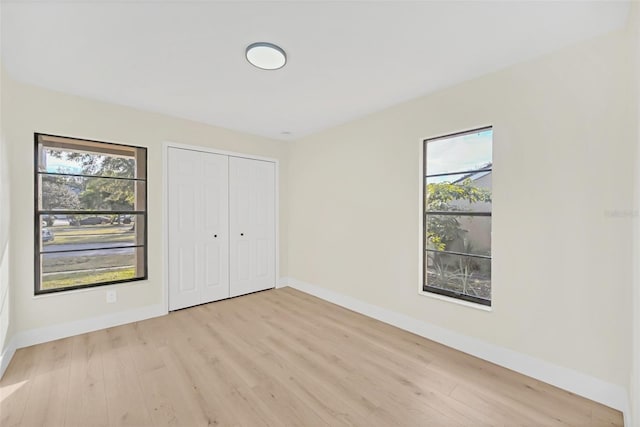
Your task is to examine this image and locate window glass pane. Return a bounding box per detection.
[424,127,492,305]
[426,215,491,256]
[426,172,491,213]
[39,175,145,211]
[38,145,144,179]
[426,129,492,176]
[39,220,55,248]
[35,134,148,294]
[425,253,491,301]
[40,247,144,291]
[40,214,144,250]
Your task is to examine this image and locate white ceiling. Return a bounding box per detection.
[0,1,631,140]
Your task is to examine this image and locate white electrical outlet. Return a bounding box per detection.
[106,290,117,303]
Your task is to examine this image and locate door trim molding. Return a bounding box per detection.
[163,141,280,313]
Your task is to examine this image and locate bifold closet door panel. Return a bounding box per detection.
[168,148,230,310]
[229,157,276,297]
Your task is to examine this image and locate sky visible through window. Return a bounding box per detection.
[426,129,492,183]
[44,150,89,174]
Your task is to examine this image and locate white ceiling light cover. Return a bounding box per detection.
[246,42,287,70]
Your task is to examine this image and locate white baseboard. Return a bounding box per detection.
[1,280,630,424]
[276,276,292,289]
[281,278,631,426]
[0,336,17,379]
[0,303,167,380]
[0,276,293,379]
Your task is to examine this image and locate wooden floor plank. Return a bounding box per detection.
[121,321,202,427]
[0,345,46,427]
[0,288,624,427]
[19,337,73,427]
[101,327,154,426]
[64,331,109,427]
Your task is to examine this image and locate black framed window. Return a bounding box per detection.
[35,133,147,294]
[423,127,492,306]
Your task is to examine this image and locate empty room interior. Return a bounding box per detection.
[1,1,640,426]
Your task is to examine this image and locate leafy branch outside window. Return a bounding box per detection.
[426,178,491,250]
[426,178,491,299]
[36,134,147,294]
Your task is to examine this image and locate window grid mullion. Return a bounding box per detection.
[37,210,147,215]
[425,168,492,179]
[35,133,148,295]
[425,211,491,217]
[425,248,492,260]
[38,171,147,182]
[423,127,493,306]
[40,244,145,255]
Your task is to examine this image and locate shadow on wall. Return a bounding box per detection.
[0,130,11,355]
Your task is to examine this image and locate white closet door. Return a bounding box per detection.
[168,148,229,310]
[229,157,276,297]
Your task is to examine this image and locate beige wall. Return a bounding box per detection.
[0,7,637,416]
[0,60,12,359]
[288,28,634,388]
[631,1,640,424]
[1,72,289,333]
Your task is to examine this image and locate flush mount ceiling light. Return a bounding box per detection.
[245,42,287,70]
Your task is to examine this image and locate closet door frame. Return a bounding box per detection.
[163,141,279,313]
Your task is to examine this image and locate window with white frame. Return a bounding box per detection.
[35,133,147,294]
[423,127,492,306]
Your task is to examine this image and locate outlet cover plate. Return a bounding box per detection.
[106,290,117,303]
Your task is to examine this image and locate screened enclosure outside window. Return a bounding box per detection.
[423,127,492,306]
[35,134,147,294]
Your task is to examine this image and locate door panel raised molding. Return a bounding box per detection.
[229,157,276,297]
[168,147,229,310]
[168,147,276,311]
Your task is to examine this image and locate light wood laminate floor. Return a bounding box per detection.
[0,287,623,426]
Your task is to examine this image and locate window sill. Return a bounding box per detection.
[33,279,148,299]
[418,289,493,312]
